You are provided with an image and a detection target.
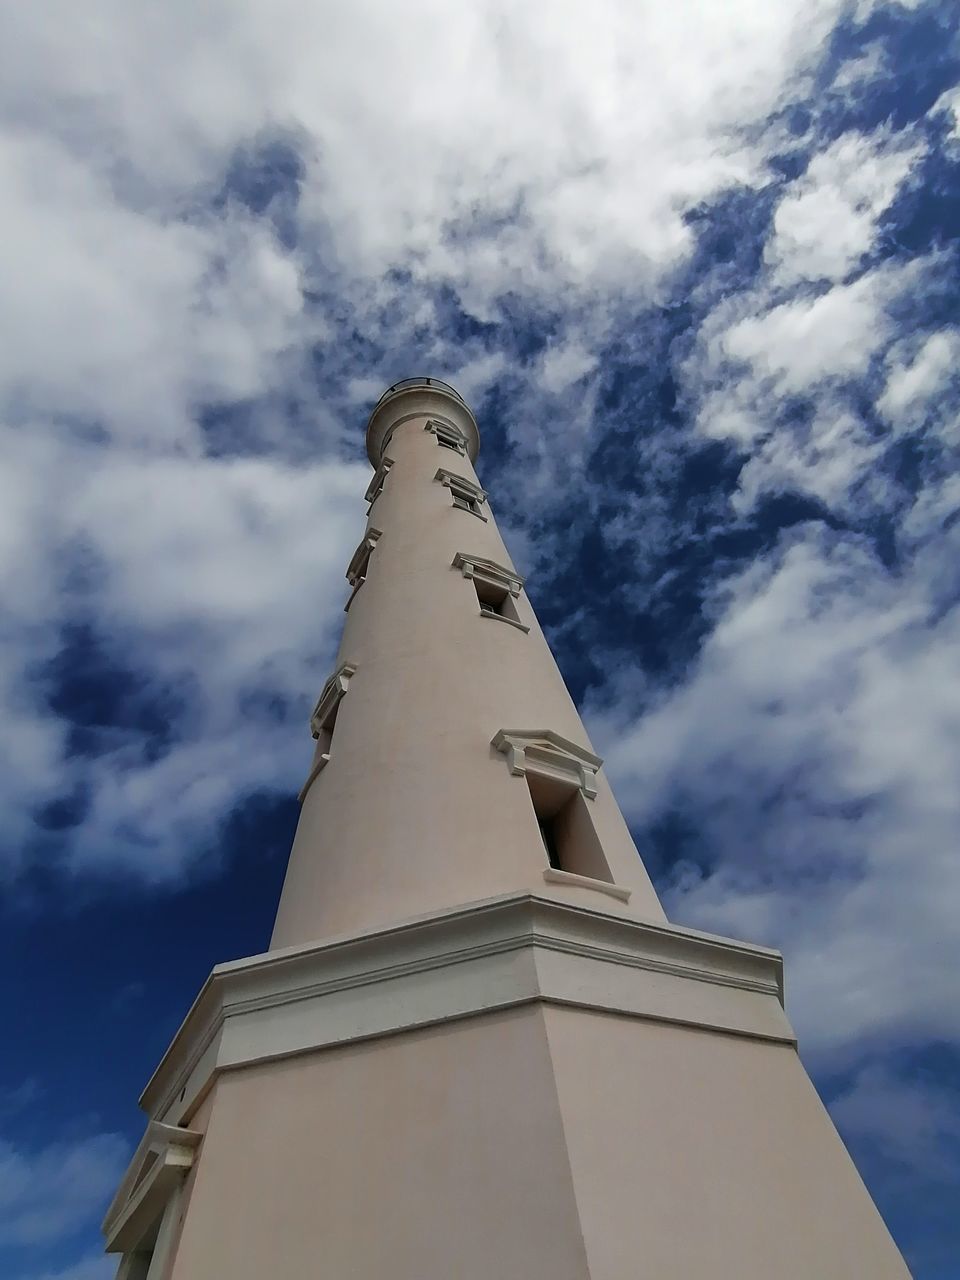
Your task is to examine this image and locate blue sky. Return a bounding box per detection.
[2,1,959,1276]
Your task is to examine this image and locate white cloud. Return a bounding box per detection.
[831,41,888,92]
[21,1254,116,1280]
[715,261,914,398]
[673,260,918,519]
[0,2,950,1015]
[537,342,600,396]
[598,525,960,1061]
[0,0,884,885]
[0,1133,127,1248]
[878,329,960,430]
[932,85,960,141]
[832,1064,960,1180]
[732,408,883,514]
[766,130,923,284]
[0,133,309,449]
[0,0,852,315]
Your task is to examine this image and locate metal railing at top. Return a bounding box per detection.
[373,377,466,408]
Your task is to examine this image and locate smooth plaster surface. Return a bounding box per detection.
[543,1005,910,1279]
[166,1007,591,1280]
[271,389,665,948]
[161,1003,908,1280]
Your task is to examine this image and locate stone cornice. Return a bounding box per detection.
[142,895,791,1126]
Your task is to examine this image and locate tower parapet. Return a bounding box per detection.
[365,376,480,465]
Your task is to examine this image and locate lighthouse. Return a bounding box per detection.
[103,378,909,1279]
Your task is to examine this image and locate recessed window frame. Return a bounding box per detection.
[364,457,394,509]
[491,728,630,902]
[452,552,529,632]
[425,418,467,455]
[103,1121,202,1280]
[300,660,357,802]
[344,528,382,610]
[435,468,488,521]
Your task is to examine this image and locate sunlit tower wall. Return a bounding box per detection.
[103,379,909,1280]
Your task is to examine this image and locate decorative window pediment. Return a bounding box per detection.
[345,528,381,609]
[364,457,394,506]
[491,728,602,799]
[425,418,467,454]
[310,661,357,740]
[300,660,357,803]
[103,1121,202,1264]
[452,552,523,597]
[346,528,381,587]
[435,468,487,518]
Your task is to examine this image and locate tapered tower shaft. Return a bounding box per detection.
[272,378,664,947]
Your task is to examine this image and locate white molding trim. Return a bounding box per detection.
[344,528,382,611]
[491,728,603,799]
[309,662,357,740]
[139,894,791,1128]
[300,662,358,803]
[364,456,394,506]
[346,528,381,588]
[103,1121,202,1254]
[543,867,632,903]
[435,468,488,520]
[434,467,487,505]
[425,417,467,454]
[452,552,523,597]
[480,608,530,633]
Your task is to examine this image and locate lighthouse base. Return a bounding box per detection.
[103,894,909,1279]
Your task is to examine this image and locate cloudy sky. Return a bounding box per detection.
[2,0,959,1275]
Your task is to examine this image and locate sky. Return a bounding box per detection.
[1,0,958,1275]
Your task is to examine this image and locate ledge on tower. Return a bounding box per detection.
[365,376,480,466]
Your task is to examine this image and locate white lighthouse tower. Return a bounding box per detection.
[103,379,909,1279]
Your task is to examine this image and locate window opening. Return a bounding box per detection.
[435,469,487,519]
[453,553,529,632]
[527,773,613,883]
[313,697,340,758]
[103,1122,201,1280]
[301,661,357,803]
[473,576,523,625]
[539,817,562,870]
[425,419,467,454]
[118,1247,154,1280]
[345,529,381,610]
[364,458,393,509]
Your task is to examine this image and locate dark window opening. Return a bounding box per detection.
[474,578,522,625]
[539,817,562,870]
[437,435,460,450]
[527,774,614,883]
[314,697,341,759]
[452,491,480,514]
[123,1252,154,1280]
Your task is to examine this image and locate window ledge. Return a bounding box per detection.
[543,868,632,903]
[298,754,330,804]
[455,507,488,521]
[480,611,530,633]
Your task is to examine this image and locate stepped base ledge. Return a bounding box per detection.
[140,892,791,1127]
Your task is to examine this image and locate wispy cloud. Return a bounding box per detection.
[0,1132,127,1248]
